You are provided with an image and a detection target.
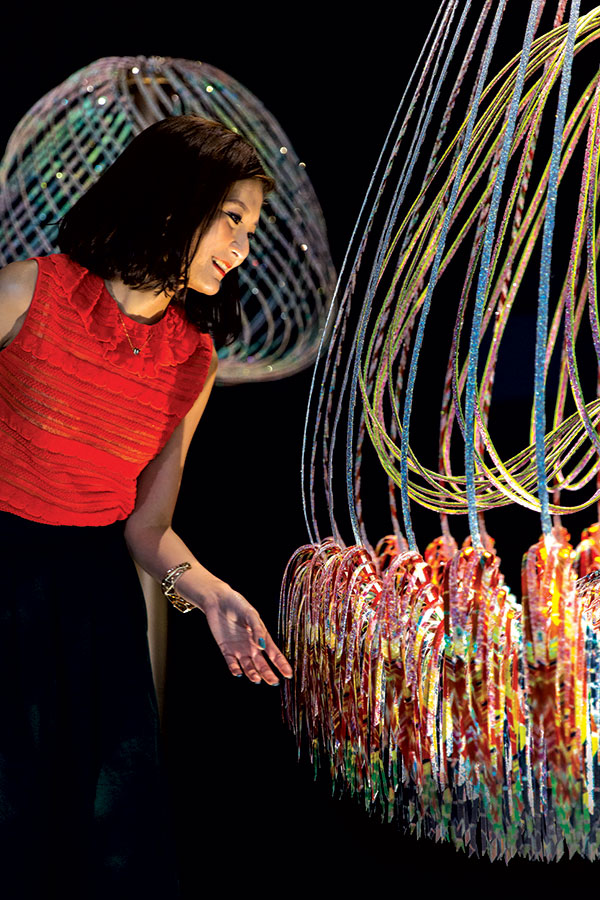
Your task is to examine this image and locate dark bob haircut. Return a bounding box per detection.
[57,116,275,346]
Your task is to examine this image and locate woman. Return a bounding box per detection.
[0,116,292,897]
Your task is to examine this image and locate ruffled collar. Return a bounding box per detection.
[52,254,202,375]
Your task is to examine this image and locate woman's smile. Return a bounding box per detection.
[212,257,232,278]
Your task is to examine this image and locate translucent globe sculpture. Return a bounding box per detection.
[0,55,336,383]
[280,0,600,862]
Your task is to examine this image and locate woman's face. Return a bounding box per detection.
[187,178,264,295]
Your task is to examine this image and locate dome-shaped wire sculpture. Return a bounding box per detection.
[0,55,336,383]
[280,0,600,863]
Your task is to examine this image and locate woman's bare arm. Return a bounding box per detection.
[124,347,292,685]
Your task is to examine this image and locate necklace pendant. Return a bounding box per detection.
[133,347,140,356]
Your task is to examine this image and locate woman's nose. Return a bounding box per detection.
[231,235,249,262]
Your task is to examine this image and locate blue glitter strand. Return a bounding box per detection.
[300,2,449,544]
[344,0,472,546]
[464,0,541,546]
[534,0,580,535]
[400,0,508,551]
[370,0,462,273]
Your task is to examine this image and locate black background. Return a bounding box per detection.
[1,2,595,892]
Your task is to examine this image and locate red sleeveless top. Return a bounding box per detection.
[0,254,214,525]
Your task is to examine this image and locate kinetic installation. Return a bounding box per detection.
[0,55,335,383]
[280,0,600,861]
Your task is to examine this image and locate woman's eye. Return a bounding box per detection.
[226,211,242,225]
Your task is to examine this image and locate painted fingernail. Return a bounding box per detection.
[258,638,266,650]
[235,673,243,678]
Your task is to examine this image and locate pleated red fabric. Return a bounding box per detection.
[0,254,213,525]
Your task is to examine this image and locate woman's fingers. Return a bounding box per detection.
[238,653,279,686]
[250,626,293,680]
[224,653,244,678]
[227,638,290,686]
[221,632,282,684]
[263,632,293,679]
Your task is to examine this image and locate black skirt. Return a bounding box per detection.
[0,511,181,899]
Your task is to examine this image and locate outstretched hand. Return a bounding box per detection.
[202,585,293,685]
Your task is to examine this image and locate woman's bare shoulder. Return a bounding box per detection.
[0,260,39,347]
[0,259,38,301]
